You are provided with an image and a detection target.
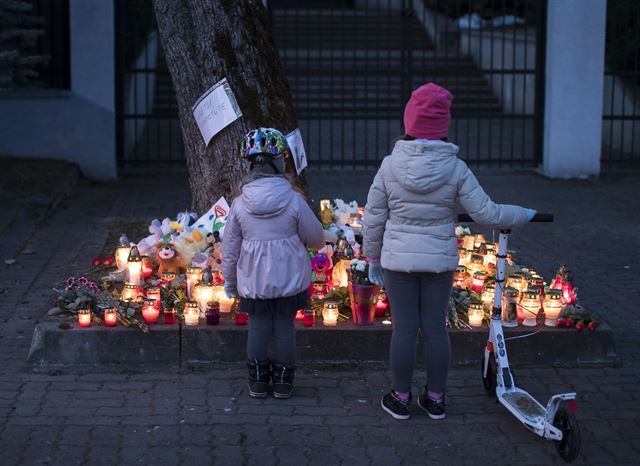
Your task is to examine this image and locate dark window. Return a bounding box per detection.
[29,0,70,89]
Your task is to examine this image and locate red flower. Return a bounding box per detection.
[575,321,584,331]
[564,319,575,328]
[103,257,114,266]
[92,258,102,267]
[588,322,597,331]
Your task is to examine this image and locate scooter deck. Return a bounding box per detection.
[500,390,546,420]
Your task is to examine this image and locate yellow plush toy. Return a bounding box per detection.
[172,228,208,266]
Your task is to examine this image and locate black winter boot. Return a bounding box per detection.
[271,362,295,399]
[247,358,271,398]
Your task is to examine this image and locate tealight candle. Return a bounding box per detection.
[468,302,484,327]
[103,307,117,327]
[183,301,200,326]
[185,267,203,299]
[78,308,91,327]
[501,287,519,327]
[121,282,139,302]
[322,301,339,326]
[520,290,540,327]
[303,309,315,327]
[543,290,563,327]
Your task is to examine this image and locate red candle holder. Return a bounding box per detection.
[141,255,154,279]
[235,311,249,326]
[146,287,161,304]
[141,299,160,325]
[206,301,221,326]
[163,307,176,325]
[303,309,315,327]
[295,309,304,320]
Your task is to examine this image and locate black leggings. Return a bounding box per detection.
[383,269,454,394]
[240,291,308,365]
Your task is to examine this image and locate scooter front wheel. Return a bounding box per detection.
[553,401,581,462]
[481,352,497,396]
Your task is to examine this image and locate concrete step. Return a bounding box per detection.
[28,319,617,370]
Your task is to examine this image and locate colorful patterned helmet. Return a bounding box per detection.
[240,127,289,159]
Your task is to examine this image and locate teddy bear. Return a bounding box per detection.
[137,218,174,256]
[156,243,186,275]
[172,228,209,266]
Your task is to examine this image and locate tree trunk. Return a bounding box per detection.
[152,0,306,213]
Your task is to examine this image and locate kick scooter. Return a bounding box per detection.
[457,213,580,463]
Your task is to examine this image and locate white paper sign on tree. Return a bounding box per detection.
[192,78,243,145]
[286,128,308,175]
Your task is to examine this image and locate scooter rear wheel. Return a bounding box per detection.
[481,352,497,396]
[553,401,581,462]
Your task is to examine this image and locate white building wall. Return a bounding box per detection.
[0,0,117,179]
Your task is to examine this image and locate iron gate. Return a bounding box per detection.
[117,0,547,168]
[602,0,640,166]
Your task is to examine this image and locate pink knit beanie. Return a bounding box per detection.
[403,82,453,140]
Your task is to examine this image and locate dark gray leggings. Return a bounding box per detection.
[383,269,454,393]
[246,306,297,365]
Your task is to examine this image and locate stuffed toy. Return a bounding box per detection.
[170,211,197,233]
[339,225,360,258]
[311,252,333,284]
[156,243,186,275]
[137,218,174,256]
[332,199,360,227]
[204,231,223,271]
[172,228,208,266]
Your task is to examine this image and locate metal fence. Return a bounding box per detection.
[269,0,546,168]
[602,0,640,166]
[119,0,547,167]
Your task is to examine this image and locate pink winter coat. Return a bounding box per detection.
[222,176,325,299]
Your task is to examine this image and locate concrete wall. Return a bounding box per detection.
[0,0,117,179]
[542,0,607,178]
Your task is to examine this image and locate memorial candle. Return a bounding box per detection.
[543,290,563,327]
[183,301,200,326]
[520,291,540,327]
[141,299,160,325]
[103,307,117,327]
[78,308,91,327]
[322,301,339,326]
[126,245,143,286]
[185,267,203,300]
[468,303,484,327]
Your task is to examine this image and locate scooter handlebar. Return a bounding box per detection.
[456,213,554,223]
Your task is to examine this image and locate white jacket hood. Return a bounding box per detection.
[241,176,294,218]
[389,140,460,194]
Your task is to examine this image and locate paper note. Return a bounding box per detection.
[192,78,242,145]
[286,128,308,175]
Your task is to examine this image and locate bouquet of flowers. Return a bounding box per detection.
[349,259,372,285]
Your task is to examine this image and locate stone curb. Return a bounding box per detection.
[27,319,617,370]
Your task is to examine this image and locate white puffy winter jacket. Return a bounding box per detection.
[363,139,530,273]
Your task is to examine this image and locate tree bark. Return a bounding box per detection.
[152,0,306,213]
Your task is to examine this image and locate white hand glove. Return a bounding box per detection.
[368,262,385,287]
[526,209,537,221]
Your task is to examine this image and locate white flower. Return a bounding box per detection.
[355,261,366,272]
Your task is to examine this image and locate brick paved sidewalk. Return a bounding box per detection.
[0,170,638,465]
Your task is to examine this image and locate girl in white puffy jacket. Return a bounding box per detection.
[363,83,535,421]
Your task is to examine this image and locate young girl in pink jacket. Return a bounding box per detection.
[363,83,536,420]
[222,128,324,399]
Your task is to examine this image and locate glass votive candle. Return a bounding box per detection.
[219,294,235,313]
[206,301,221,326]
[473,234,486,249]
[520,290,541,327]
[235,310,248,326]
[481,283,495,310]
[141,299,160,325]
[164,307,177,325]
[501,287,519,328]
[121,282,139,302]
[468,254,485,275]
[183,301,200,326]
[462,235,475,251]
[303,308,315,327]
[146,287,161,306]
[468,302,484,328]
[161,271,176,287]
[295,309,305,320]
[141,255,154,280]
[322,301,339,326]
[103,307,117,327]
[186,266,203,299]
[453,266,471,289]
[78,308,91,328]
[126,246,143,286]
[471,271,487,294]
[458,248,470,265]
[543,290,563,327]
[507,273,525,294]
[115,244,131,271]
[374,290,389,318]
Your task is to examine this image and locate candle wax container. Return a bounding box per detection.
[103,307,117,327]
[303,309,315,327]
[501,287,519,328]
[141,299,160,325]
[322,301,339,326]
[164,307,177,325]
[543,290,563,327]
[295,309,304,320]
[471,271,487,295]
[185,266,203,300]
[468,303,484,328]
[206,301,221,325]
[183,301,200,326]
[520,291,541,327]
[78,309,91,328]
[235,311,249,326]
